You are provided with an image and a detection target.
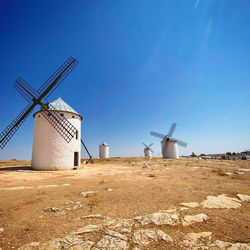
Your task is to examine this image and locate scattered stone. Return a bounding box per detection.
[134,210,179,226]
[211,240,250,249]
[133,229,173,246]
[65,201,74,205]
[80,191,97,198]
[182,214,209,226]
[184,232,212,243]
[234,171,245,175]
[0,228,3,233]
[201,194,242,209]
[0,186,33,191]
[106,188,113,192]
[44,207,59,212]
[18,235,94,250]
[109,219,134,233]
[94,229,128,249]
[237,194,250,202]
[238,168,250,172]
[55,211,67,216]
[18,242,41,249]
[180,202,199,208]
[142,162,150,168]
[72,224,104,234]
[72,203,83,210]
[180,207,189,211]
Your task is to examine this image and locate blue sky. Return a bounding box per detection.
[0,0,249,160]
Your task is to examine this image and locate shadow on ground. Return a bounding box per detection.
[0,166,32,171]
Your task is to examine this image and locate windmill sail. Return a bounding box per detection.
[0,57,79,149]
[0,103,35,149]
[40,103,77,143]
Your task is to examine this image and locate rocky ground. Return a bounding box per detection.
[0,157,249,249]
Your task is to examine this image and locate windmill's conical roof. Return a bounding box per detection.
[49,97,79,115]
[33,97,82,119]
[100,142,108,146]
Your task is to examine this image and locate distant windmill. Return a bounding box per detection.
[143,143,153,158]
[150,123,187,159]
[0,57,92,169]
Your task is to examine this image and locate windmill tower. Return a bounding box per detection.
[99,142,109,158]
[32,98,82,170]
[151,123,187,159]
[143,143,153,158]
[0,57,92,170]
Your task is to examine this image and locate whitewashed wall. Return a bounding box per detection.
[32,112,81,170]
[161,141,179,159]
[99,144,109,158]
[144,148,152,157]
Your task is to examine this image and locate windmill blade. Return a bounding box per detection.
[150,131,165,139]
[38,57,79,100]
[174,138,188,148]
[13,82,32,103]
[167,123,177,137]
[148,143,153,148]
[142,143,148,148]
[13,77,40,103]
[0,102,35,149]
[150,149,154,153]
[40,103,77,143]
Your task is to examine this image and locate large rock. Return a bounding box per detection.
[109,219,135,233]
[211,240,250,250]
[182,214,209,226]
[180,202,199,208]
[184,232,212,244]
[133,229,173,246]
[201,194,242,209]
[134,211,179,226]
[72,224,104,234]
[237,194,250,202]
[18,235,94,250]
[93,229,128,249]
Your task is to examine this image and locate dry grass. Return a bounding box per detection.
[0,160,31,167]
[231,174,248,180]
[211,168,228,176]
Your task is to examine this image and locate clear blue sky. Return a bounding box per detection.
[0,0,249,160]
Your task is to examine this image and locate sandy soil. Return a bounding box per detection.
[0,157,249,249]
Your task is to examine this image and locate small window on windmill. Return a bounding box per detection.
[38,115,40,118]
[72,115,75,118]
[76,130,78,140]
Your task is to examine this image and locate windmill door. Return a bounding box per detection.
[74,152,79,166]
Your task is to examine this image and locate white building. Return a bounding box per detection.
[161,140,179,159]
[144,148,152,158]
[32,97,82,170]
[99,142,109,158]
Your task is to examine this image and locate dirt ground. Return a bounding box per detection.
[0,157,249,249]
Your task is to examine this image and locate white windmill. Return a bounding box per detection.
[151,123,187,159]
[99,142,109,158]
[0,57,93,170]
[143,143,153,158]
[32,97,82,170]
